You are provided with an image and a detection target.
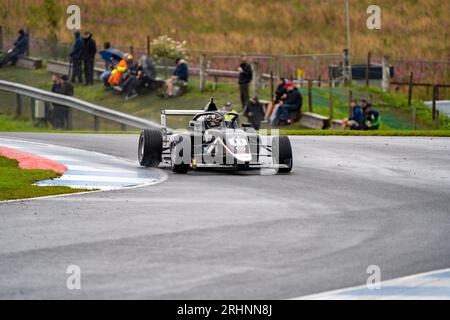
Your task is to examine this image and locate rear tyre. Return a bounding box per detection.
[272,135,293,173]
[138,129,162,167]
[171,135,191,174]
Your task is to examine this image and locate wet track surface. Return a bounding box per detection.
[0,133,449,299]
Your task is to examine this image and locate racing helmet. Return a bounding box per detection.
[205,113,222,128]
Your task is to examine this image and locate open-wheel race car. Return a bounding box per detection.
[138,98,293,174]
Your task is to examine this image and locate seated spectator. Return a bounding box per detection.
[342,100,364,130]
[244,96,265,130]
[108,54,132,87]
[0,29,29,68]
[100,57,118,89]
[274,82,303,125]
[265,77,286,121]
[363,104,381,130]
[164,58,189,97]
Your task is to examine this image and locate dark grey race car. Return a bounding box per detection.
[138,99,293,174]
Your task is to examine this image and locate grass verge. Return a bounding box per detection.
[279,129,450,137]
[0,156,88,200]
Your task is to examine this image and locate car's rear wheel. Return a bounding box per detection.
[171,136,190,174]
[138,129,162,167]
[272,135,293,173]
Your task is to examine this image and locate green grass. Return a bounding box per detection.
[279,129,450,137]
[1,66,449,134]
[0,156,88,200]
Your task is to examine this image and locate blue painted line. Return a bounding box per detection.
[64,170,148,178]
[37,179,139,187]
[338,286,450,297]
[424,271,450,280]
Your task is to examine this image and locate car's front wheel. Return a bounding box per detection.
[138,129,162,167]
[272,135,293,173]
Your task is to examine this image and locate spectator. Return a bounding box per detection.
[69,31,83,83]
[122,57,146,100]
[53,75,74,129]
[274,82,303,125]
[342,100,364,130]
[264,77,286,122]
[81,32,97,85]
[244,96,265,130]
[0,29,29,68]
[238,55,253,109]
[360,99,372,113]
[108,54,132,87]
[221,101,238,121]
[165,58,189,97]
[363,104,381,130]
[100,57,117,88]
[50,74,61,93]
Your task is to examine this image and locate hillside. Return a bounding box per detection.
[0,0,449,61]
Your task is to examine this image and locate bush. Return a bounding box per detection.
[150,35,187,62]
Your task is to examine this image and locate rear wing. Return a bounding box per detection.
[161,109,204,138]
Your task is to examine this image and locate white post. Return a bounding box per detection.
[382,56,391,92]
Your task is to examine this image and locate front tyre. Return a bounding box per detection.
[272,135,293,173]
[138,129,162,167]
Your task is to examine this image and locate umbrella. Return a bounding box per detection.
[98,48,124,62]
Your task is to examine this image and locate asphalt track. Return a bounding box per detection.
[0,132,449,299]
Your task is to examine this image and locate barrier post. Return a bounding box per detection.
[329,80,334,120]
[432,85,438,120]
[146,36,151,56]
[251,61,259,97]
[382,55,391,92]
[0,25,3,51]
[199,53,207,91]
[348,90,353,117]
[94,115,100,131]
[67,109,73,130]
[308,80,313,112]
[16,94,22,117]
[408,72,414,106]
[365,51,371,87]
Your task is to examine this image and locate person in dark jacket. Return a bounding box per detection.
[274,82,302,125]
[0,29,29,68]
[363,104,381,130]
[165,58,189,97]
[70,31,83,83]
[81,32,97,85]
[53,75,74,129]
[238,55,253,109]
[342,100,364,130]
[244,96,265,130]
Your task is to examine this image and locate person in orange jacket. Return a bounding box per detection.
[108,54,133,86]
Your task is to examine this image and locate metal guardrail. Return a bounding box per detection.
[0,80,160,130]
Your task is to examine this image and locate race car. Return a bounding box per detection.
[138,98,293,174]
